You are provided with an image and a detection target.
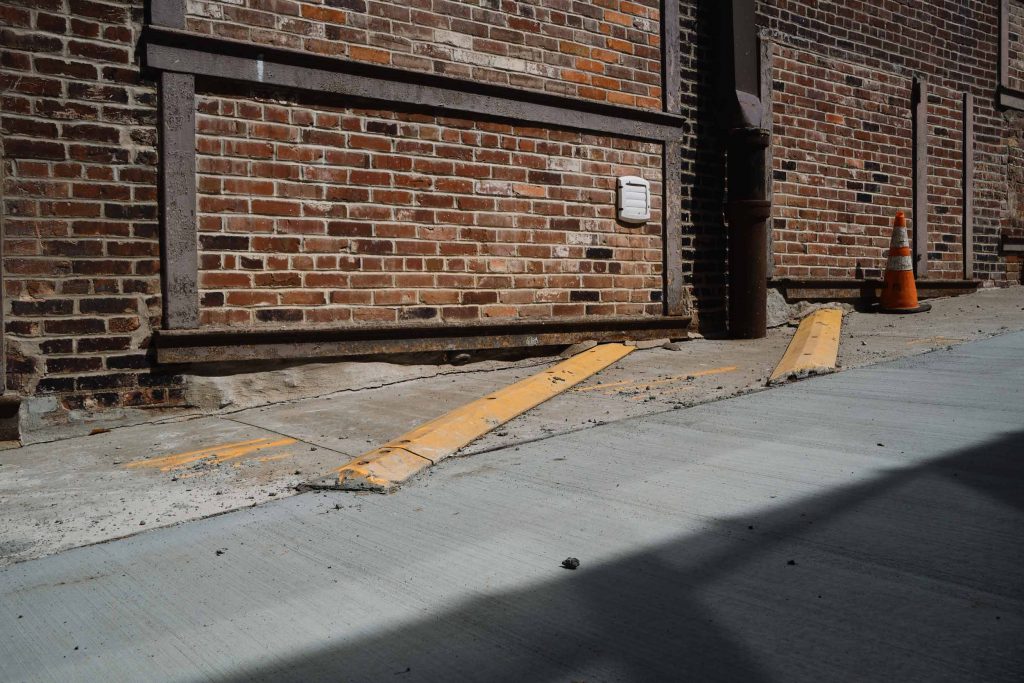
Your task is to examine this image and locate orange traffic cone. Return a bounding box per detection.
[878,211,930,313]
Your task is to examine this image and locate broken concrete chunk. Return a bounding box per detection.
[559,340,598,358]
[766,288,791,328]
[624,337,671,350]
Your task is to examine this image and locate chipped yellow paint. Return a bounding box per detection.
[336,448,432,491]
[255,453,296,463]
[573,365,738,395]
[330,343,634,491]
[768,308,843,385]
[124,437,297,472]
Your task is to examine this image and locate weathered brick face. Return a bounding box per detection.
[1006,111,1024,241]
[758,0,1006,283]
[770,45,913,280]
[0,0,183,410]
[1,0,1021,421]
[1009,0,1024,92]
[184,0,663,110]
[925,85,965,280]
[195,89,664,326]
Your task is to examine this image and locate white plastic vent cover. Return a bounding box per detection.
[617,176,650,224]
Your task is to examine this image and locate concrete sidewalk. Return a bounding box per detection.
[0,330,1021,682]
[0,286,1022,566]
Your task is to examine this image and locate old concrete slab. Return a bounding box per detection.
[0,416,347,566]
[1,286,1022,567]
[0,332,1021,681]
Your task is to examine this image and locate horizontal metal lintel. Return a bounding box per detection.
[1002,237,1024,253]
[143,28,686,142]
[997,86,1024,111]
[155,316,692,364]
[771,278,981,289]
[770,278,980,303]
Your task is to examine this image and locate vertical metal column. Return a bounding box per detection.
[663,140,686,316]
[0,137,19,440]
[727,129,771,338]
[912,78,929,278]
[160,71,199,329]
[1000,0,1010,91]
[0,133,5,394]
[759,36,775,280]
[963,92,975,280]
[661,0,681,114]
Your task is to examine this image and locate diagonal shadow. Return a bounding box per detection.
[208,430,1024,683]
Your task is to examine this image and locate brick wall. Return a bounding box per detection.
[758,0,1007,283]
[1005,110,1024,285]
[678,1,726,329]
[926,85,965,280]
[0,0,183,412]
[770,45,913,280]
[1009,0,1024,92]
[184,0,663,110]
[1006,111,1024,239]
[195,87,664,326]
[0,0,1020,421]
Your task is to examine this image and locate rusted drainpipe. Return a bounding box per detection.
[717,0,771,339]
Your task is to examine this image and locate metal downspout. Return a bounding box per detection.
[717,0,771,338]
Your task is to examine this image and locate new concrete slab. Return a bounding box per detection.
[0,333,1021,681]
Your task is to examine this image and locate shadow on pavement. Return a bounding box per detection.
[210,430,1024,682]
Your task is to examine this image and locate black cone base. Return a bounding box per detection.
[871,302,932,314]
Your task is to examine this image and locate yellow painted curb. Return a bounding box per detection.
[328,343,634,492]
[768,308,843,385]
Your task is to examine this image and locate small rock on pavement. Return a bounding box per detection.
[561,557,580,570]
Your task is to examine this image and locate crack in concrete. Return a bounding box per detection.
[209,357,559,419]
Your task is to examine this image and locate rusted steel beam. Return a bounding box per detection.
[159,71,198,329]
[662,0,681,113]
[770,277,980,304]
[143,29,685,143]
[663,139,686,316]
[963,92,975,280]
[726,128,771,339]
[760,36,775,279]
[155,316,693,364]
[912,78,929,278]
[1001,0,1010,91]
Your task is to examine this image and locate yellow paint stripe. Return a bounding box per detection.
[330,343,634,491]
[256,452,295,463]
[124,437,271,468]
[768,308,843,385]
[124,437,297,472]
[573,365,738,394]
